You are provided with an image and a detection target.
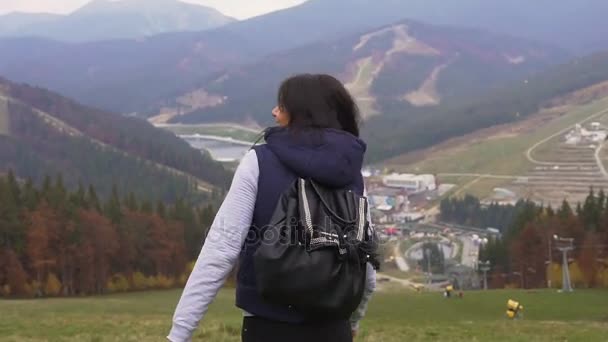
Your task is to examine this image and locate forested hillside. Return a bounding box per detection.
[0,172,217,297]
[0,77,231,201]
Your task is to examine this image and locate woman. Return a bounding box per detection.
[168,74,377,342]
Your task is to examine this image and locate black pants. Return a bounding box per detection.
[242,316,353,342]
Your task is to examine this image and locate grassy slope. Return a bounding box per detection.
[1,288,607,341]
[386,96,608,198]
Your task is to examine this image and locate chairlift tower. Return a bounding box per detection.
[425,248,432,286]
[554,235,574,292]
[479,260,491,290]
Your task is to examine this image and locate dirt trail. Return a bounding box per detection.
[404,62,450,106]
[525,108,608,165]
[347,24,441,118]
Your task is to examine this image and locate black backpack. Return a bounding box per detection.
[254,178,377,319]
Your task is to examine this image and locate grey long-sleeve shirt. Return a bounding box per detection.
[168,150,376,342]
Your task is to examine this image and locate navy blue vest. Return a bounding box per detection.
[235,143,364,322]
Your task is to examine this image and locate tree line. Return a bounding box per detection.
[440,190,608,289]
[0,171,217,298]
[440,194,523,231]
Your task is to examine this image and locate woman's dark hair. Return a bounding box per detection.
[277,74,360,137]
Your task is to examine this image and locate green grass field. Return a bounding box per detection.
[2,288,607,341]
[402,97,608,175]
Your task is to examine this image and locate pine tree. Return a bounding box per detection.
[156,201,167,220]
[507,200,538,240]
[22,178,39,210]
[6,170,21,207]
[51,174,68,209]
[124,192,138,212]
[87,185,101,212]
[0,177,25,251]
[104,185,122,224]
[582,188,598,231]
[140,200,153,213]
[558,200,573,219]
[41,175,52,201]
[576,202,583,218]
[175,200,203,260]
[73,182,87,209]
[597,189,606,212]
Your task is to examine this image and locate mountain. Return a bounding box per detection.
[168,19,566,125]
[0,0,235,42]
[0,13,62,35]
[0,76,231,201]
[0,0,605,116]
[210,0,608,56]
[363,50,608,162]
[171,43,608,165]
[0,29,252,114]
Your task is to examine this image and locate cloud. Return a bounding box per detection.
[0,0,308,19]
[185,0,307,19]
[0,0,88,15]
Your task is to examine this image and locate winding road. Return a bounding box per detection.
[376,273,421,289]
[393,241,410,272]
[594,140,608,180]
[525,108,608,166]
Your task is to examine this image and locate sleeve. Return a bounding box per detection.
[350,263,377,331]
[349,184,377,332]
[167,150,259,342]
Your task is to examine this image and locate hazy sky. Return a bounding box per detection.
[0,0,308,19]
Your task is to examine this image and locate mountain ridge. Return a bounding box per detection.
[0,0,235,42]
[1,0,606,115]
[167,19,566,125]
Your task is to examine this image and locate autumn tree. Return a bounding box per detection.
[80,209,118,293]
[0,171,213,298]
[26,202,59,294]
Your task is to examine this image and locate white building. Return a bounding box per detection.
[565,124,607,145]
[381,173,436,193]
